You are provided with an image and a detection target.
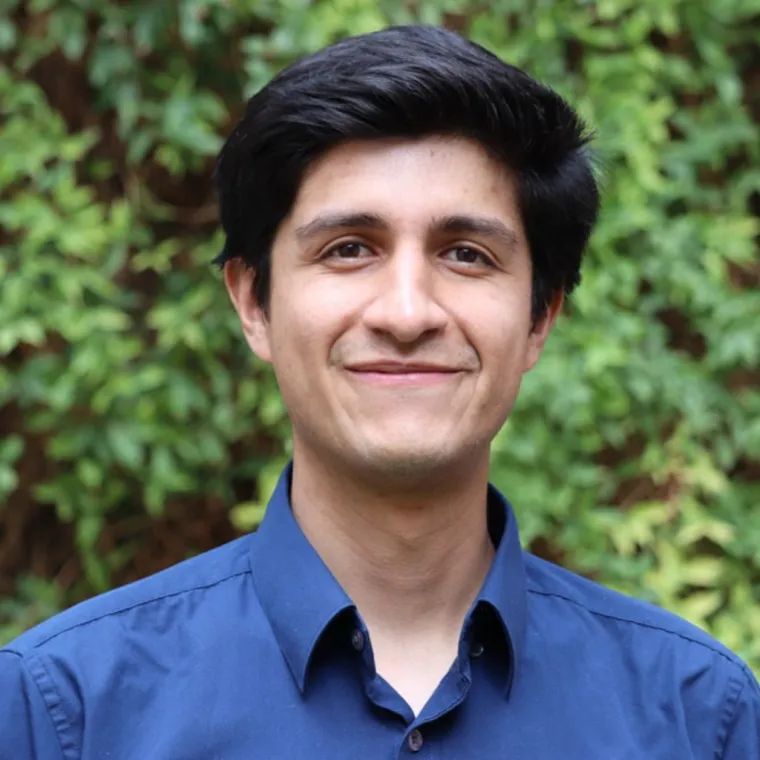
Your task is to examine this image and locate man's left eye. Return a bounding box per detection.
[443,247,493,266]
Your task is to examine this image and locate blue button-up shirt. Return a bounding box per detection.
[2,465,758,758]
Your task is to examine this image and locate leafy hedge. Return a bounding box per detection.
[1,0,759,672]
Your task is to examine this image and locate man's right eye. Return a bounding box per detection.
[324,242,372,260]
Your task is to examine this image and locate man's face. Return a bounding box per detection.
[227,136,560,484]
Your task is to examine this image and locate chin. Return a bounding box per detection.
[351,441,463,481]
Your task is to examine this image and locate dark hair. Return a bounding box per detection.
[214,24,600,326]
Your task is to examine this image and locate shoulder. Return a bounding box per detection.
[523,550,754,681]
[523,553,760,758]
[3,533,255,657]
[0,534,266,758]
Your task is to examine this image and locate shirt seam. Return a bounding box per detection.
[715,667,748,760]
[4,568,251,653]
[2,650,68,760]
[526,586,746,669]
[27,652,77,760]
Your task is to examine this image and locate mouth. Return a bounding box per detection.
[344,362,465,386]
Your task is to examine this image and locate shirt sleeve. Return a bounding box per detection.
[0,651,65,760]
[718,666,760,760]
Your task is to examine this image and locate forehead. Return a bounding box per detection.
[285,136,521,230]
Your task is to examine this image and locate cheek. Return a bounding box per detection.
[466,291,532,362]
[464,308,532,410]
[268,274,354,367]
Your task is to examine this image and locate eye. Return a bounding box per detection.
[442,247,495,267]
[322,241,374,261]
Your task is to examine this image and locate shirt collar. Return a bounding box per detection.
[249,464,353,692]
[249,462,527,696]
[474,483,528,696]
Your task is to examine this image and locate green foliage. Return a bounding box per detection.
[1,0,758,676]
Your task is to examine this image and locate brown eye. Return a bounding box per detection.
[326,242,372,259]
[443,247,494,266]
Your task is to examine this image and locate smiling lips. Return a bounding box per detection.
[345,361,465,386]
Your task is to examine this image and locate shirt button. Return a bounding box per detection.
[471,641,484,658]
[407,729,424,752]
[351,629,365,651]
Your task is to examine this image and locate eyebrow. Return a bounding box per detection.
[294,212,389,241]
[432,214,521,252]
[293,210,520,251]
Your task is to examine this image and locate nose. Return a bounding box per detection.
[361,245,448,344]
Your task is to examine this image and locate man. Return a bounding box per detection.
[1,24,758,759]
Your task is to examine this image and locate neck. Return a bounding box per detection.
[289,446,495,641]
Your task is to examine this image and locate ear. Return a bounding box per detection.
[523,290,564,372]
[223,260,273,363]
